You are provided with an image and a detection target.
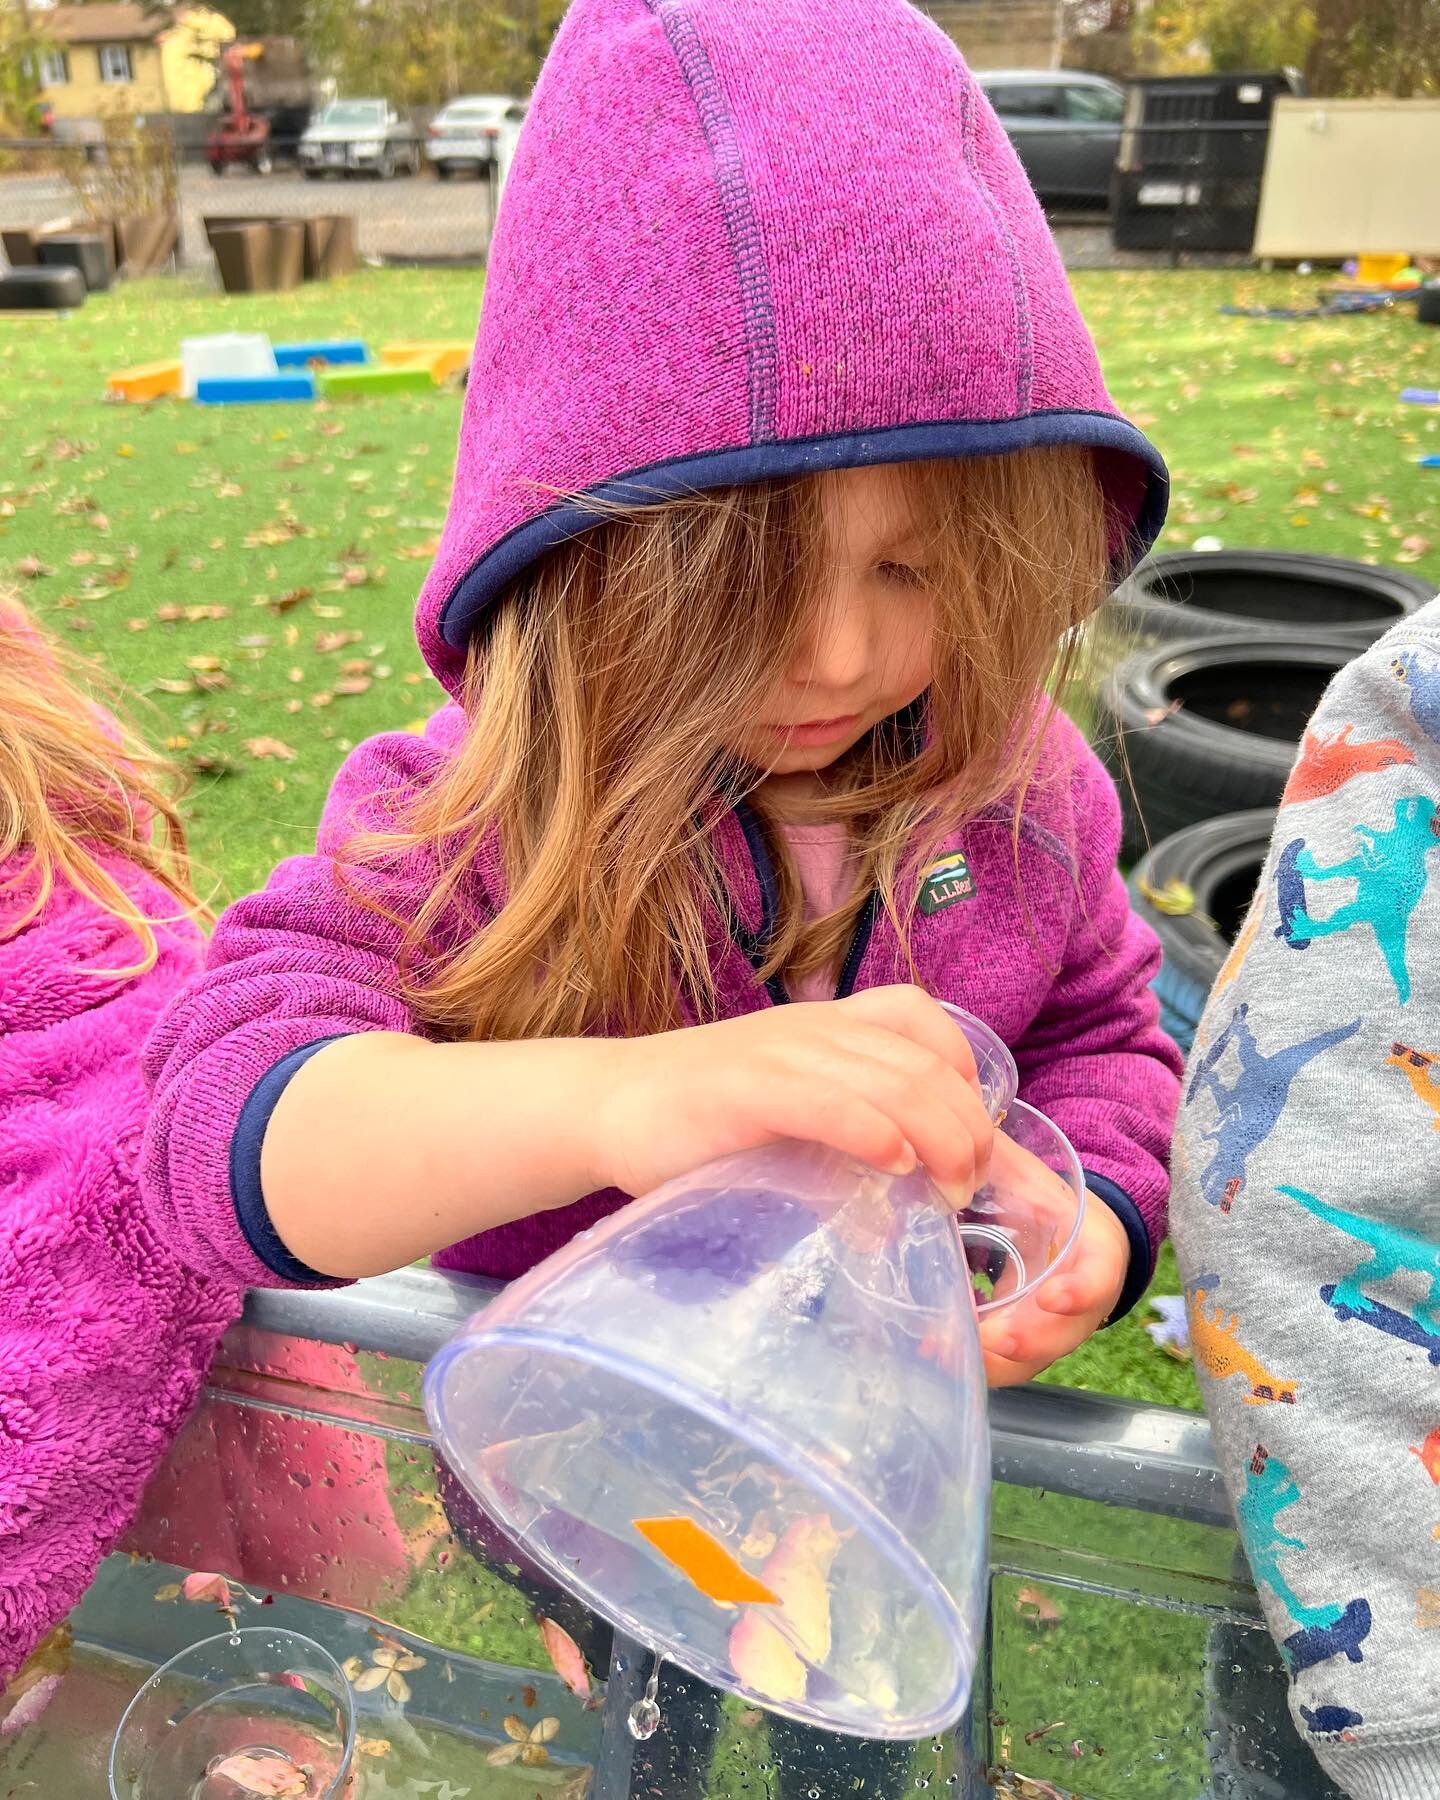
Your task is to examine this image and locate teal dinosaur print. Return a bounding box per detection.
[1274,795,1440,1004]
[1238,1444,1343,1630]
[1280,1184,1440,1334]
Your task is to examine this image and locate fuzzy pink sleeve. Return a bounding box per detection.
[140,710,473,1291]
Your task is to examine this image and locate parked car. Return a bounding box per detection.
[426,94,528,180]
[298,99,420,180]
[976,70,1126,207]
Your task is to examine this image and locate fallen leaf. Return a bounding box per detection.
[341,1656,364,1680]
[154,1582,182,1601]
[533,1717,560,1743]
[486,1743,523,1767]
[539,1617,592,1699]
[385,1670,411,1704]
[334,677,371,696]
[69,550,96,567]
[522,1743,551,1767]
[246,736,297,761]
[1397,535,1431,564]
[15,556,53,579]
[315,630,363,654]
[352,1665,389,1693]
[357,1737,391,1757]
[204,1751,308,1796]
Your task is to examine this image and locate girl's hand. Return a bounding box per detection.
[975,1134,1130,1385]
[590,984,995,1205]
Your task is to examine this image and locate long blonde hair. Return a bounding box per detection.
[0,598,203,976]
[356,447,1110,1041]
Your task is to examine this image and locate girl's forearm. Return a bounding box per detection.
[259,1031,616,1278]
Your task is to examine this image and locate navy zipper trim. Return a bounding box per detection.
[833,888,878,999]
[728,800,877,1005]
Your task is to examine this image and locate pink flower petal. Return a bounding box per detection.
[538,1617,590,1699]
[1,1673,61,1738]
[206,1751,309,1795]
[182,1571,233,1608]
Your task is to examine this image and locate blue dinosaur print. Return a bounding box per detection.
[1273,795,1440,1004]
[1238,1444,1344,1631]
[1186,1005,1361,1209]
[1273,837,1312,949]
[1320,1284,1440,1363]
[1286,1600,1373,1675]
[1281,1185,1440,1335]
[1300,1703,1364,1736]
[1391,650,1440,744]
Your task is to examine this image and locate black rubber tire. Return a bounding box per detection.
[1419,285,1440,326]
[436,161,454,180]
[303,167,325,181]
[1128,810,1274,1052]
[0,265,86,310]
[1101,633,1356,860]
[1106,549,1434,648]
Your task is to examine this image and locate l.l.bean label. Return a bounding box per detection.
[918,851,976,916]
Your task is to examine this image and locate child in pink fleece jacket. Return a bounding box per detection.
[0,602,240,1695]
[143,0,1181,1383]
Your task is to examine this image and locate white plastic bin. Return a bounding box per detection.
[180,333,278,400]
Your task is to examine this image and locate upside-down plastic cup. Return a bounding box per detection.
[424,1008,1084,1738]
[109,1628,355,1800]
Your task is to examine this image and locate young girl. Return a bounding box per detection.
[142,0,1180,1779]
[0,602,239,1691]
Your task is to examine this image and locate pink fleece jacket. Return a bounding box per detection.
[0,862,240,1680]
[140,0,1180,1314]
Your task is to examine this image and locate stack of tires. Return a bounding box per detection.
[1105,549,1436,1050]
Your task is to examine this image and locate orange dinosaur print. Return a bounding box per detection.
[1417,1587,1440,1629]
[1409,1427,1440,1483]
[1214,892,1265,997]
[1283,724,1416,806]
[1188,1286,1298,1406]
[1388,1043,1440,1130]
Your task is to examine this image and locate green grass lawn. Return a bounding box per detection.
[3,266,1436,1414]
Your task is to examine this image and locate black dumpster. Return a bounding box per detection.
[1111,69,1303,255]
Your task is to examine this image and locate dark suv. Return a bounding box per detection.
[977,70,1126,207]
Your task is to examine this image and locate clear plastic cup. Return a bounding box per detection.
[938,1002,1018,1121]
[958,1100,1086,1313]
[426,1139,991,1739]
[109,1629,355,1800]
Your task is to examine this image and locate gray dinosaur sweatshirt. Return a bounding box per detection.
[1172,598,1440,1800]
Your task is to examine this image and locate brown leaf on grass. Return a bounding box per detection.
[309,691,334,708]
[69,550,96,567]
[315,629,363,654]
[1015,1585,1064,1629]
[1397,535,1432,564]
[186,604,230,622]
[397,537,440,560]
[16,556,53,579]
[246,737,297,762]
[254,585,314,614]
[91,513,110,533]
[334,677,371,696]
[154,604,184,623]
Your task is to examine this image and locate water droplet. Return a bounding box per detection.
[627,1654,663,1741]
[229,1635,241,1648]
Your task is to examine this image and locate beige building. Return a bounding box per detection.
[35,4,235,126]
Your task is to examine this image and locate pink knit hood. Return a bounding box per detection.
[416,0,1167,688]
